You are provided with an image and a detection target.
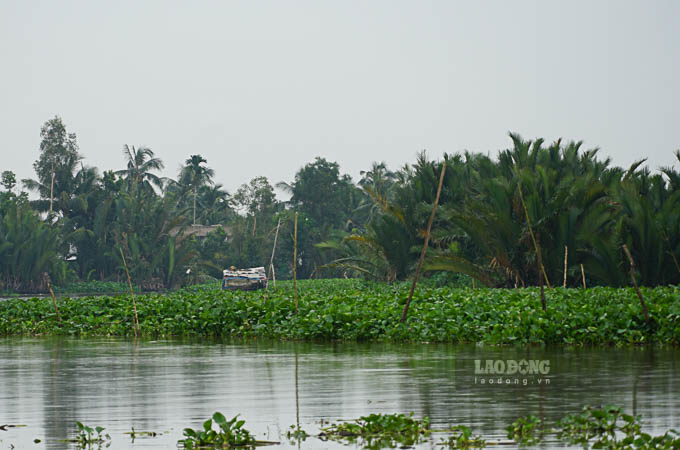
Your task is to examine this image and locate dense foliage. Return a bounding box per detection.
[2,116,680,292]
[1,280,678,344]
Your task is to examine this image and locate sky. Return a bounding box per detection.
[1,0,679,195]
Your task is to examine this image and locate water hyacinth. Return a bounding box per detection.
[1,279,678,345]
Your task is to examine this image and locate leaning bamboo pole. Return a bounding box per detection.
[539,256,546,312]
[580,264,587,289]
[401,162,446,323]
[46,274,61,323]
[517,187,552,289]
[120,248,141,336]
[622,244,651,327]
[269,218,281,287]
[264,218,282,303]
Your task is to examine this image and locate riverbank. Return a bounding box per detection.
[0,279,678,344]
[0,281,144,300]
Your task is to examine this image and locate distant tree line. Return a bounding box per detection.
[1,117,679,292]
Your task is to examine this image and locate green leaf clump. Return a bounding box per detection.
[180,413,256,449]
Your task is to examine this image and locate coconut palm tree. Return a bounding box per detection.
[179,154,215,225]
[114,145,165,194]
[197,183,231,225]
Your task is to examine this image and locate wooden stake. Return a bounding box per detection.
[401,162,446,323]
[120,248,141,335]
[293,212,298,313]
[563,246,568,288]
[622,244,651,327]
[580,264,586,289]
[45,274,61,323]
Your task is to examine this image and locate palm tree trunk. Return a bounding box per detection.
[193,186,197,225]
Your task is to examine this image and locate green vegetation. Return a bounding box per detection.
[320,413,430,448]
[440,426,486,448]
[285,426,309,442]
[179,412,275,448]
[3,116,680,298]
[505,415,543,445]
[65,422,110,448]
[320,407,679,449]
[553,406,680,449]
[1,280,678,344]
[4,407,680,449]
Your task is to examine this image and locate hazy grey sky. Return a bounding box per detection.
[1,0,679,194]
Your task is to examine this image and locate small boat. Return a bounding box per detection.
[222,266,267,291]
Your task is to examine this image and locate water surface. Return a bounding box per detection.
[0,338,678,449]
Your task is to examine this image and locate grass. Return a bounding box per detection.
[0,279,679,345]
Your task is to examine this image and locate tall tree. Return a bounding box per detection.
[279,157,357,235]
[179,154,215,225]
[23,116,82,219]
[1,171,16,192]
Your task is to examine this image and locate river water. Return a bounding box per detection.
[0,337,678,449]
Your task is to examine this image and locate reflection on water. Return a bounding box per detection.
[0,337,678,449]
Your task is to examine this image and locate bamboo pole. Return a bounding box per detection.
[539,256,546,312]
[622,244,651,327]
[45,274,61,323]
[563,246,568,288]
[517,187,552,289]
[293,212,298,313]
[401,162,446,323]
[580,264,586,289]
[264,218,281,303]
[119,248,141,336]
[268,218,281,288]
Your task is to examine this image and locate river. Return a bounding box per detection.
[0,337,678,449]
